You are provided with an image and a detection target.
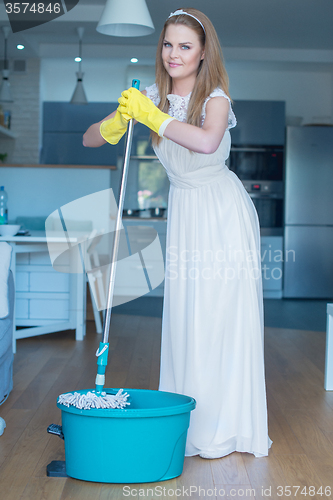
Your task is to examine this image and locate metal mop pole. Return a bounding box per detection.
[95,79,140,393]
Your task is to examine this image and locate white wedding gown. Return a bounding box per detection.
[146,84,272,458]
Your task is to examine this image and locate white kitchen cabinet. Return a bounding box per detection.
[1,231,86,352]
[16,252,71,323]
[261,236,283,298]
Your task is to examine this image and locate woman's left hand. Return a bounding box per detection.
[118,87,175,137]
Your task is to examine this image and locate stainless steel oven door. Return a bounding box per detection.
[242,181,284,228]
[229,147,284,181]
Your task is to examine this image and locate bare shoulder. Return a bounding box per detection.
[206,95,229,114]
[203,95,229,132]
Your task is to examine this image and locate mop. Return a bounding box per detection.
[58,79,141,410]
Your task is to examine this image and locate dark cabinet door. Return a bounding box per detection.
[230,100,286,146]
[41,102,124,166]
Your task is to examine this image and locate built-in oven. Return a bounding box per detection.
[242,180,284,229]
[229,146,284,181]
[228,146,284,230]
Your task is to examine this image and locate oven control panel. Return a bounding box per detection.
[242,180,283,197]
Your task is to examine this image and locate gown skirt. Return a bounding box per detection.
[156,131,272,458]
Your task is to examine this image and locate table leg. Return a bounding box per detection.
[325,310,333,390]
[74,270,86,341]
[9,243,17,354]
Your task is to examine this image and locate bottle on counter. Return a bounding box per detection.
[0,106,4,127]
[0,186,8,224]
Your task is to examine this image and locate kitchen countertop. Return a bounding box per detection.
[0,226,282,241]
[123,216,167,222]
[1,163,116,169]
[122,218,282,235]
[0,230,87,242]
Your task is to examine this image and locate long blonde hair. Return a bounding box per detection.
[153,7,230,145]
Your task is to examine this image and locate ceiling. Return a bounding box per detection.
[0,0,333,61]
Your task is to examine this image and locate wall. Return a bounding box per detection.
[40,58,156,103]
[1,51,332,167]
[0,166,111,223]
[40,55,333,126]
[0,58,40,164]
[228,62,333,125]
[1,49,332,223]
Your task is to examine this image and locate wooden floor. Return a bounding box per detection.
[1,313,333,500]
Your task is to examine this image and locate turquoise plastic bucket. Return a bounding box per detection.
[57,388,196,483]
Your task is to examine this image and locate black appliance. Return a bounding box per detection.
[229,146,284,181]
[228,146,284,230]
[242,180,284,229]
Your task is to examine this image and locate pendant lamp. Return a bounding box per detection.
[96,0,155,37]
[70,27,88,105]
[0,26,13,103]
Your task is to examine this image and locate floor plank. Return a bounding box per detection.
[210,452,250,485]
[1,321,333,499]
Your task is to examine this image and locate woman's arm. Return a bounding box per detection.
[163,96,229,154]
[82,110,116,147]
[83,91,147,148]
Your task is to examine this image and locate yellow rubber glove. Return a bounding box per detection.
[118,87,175,137]
[99,109,132,145]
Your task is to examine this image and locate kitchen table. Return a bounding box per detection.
[0,230,86,353]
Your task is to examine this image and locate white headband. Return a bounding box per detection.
[168,9,206,35]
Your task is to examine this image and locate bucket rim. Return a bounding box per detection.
[57,388,196,418]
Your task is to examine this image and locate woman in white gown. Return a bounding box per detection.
[83,7,272,459]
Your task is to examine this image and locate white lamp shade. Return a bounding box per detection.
[96,0,155,37]
[70,72,88,105]
[0,69,13,102]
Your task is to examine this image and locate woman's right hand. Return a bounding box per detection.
[82,88,146,148]
[83,108,125,148]
[99,109,132,145]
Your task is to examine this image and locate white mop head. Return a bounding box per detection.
[58,389,130,410]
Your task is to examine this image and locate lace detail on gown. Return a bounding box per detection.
[145,83,237,129]
[145,83,160,107]
[202,88,237,129]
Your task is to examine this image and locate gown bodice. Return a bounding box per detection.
[145,84,237,190]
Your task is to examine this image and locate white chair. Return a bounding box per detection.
[85,230,107,334]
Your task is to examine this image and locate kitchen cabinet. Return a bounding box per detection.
[261,235,283,298]
[16,251,70,321]
[1,231,86,352]
[230,100,285,146]
[41,102,123,166]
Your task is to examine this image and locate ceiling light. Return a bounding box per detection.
[70,27,88,105]
[96,0,154,37]
[17,44,25,50]
[0,27,13,103]
[131,58,138,63]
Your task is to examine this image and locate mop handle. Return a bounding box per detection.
[102,79,140,345]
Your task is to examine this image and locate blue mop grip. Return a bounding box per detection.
[95,342,109,393]
[132,79,140,90]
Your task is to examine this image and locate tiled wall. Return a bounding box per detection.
[0,58,40,164]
